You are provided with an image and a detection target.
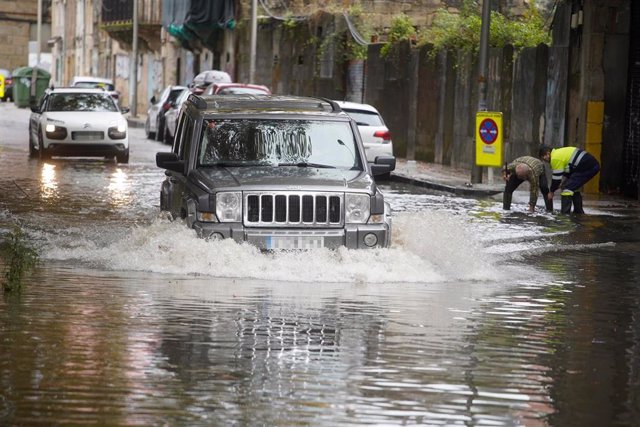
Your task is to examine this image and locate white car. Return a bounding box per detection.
[70,76,120,105]
[29,88,130,163]
[163,88,191,145]
[145,85,188,142]
[334,100,393,162]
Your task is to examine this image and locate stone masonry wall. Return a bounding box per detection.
[0,0,38,71]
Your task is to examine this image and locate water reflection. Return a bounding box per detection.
[39,162,58,200]
[108,168,132,207]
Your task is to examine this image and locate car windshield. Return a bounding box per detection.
[73,81,116,91]
[198,119,362,169]
[47,93,118,112]
[343,109,384,126]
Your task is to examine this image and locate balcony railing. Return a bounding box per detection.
[101,0,161,25]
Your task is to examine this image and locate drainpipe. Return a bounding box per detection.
[249,0,257,83]
[129,0,138,116]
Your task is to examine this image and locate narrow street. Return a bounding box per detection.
[1,101,640,425]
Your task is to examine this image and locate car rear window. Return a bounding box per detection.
[73,81,116,91]
[216,87,270,95]
[343,109,384,127]
[47,93,118,112]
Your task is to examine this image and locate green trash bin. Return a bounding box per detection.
[12,67,51,108]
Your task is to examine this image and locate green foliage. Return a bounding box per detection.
[2,226,38,293]
[422,4,551,54]
[381,14,417,57]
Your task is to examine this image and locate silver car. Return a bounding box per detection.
[145,85,188,142]
[335,100,394,163]
[156,94,396,250]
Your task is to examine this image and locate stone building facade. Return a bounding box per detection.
[0,0,50,72]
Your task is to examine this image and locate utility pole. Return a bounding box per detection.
[129,0,139,116]
[249,0,257,83]
[472,0,492,184]
[37,0,42,67]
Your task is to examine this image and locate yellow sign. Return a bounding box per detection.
[475,111,503,167]
[0,74,4,98]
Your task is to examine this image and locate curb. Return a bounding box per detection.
[390,172,503,197]
[127,117,146,129]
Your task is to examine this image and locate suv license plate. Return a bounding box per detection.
[266,236,324,250]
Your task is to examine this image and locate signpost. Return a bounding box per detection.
[475,111,503,169]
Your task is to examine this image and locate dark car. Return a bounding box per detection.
[156,94,396,250]
[0,69,13,102]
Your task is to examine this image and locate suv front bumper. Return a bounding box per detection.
[192,222,391,249]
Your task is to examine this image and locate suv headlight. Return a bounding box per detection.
[345,193,370,224]
[216,192,242,222]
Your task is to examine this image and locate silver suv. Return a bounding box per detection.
[156,94,395,250]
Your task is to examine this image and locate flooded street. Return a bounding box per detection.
[1,101,640,425]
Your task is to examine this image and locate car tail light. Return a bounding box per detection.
[373,130,392,142]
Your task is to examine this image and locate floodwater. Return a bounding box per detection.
[1,103,640,425]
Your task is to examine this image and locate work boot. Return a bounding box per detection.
[503,192,512,210]
[561,195,573,214]
[572,192,584,214]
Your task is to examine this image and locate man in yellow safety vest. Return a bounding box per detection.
[538,145,600,214]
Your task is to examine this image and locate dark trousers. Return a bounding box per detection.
[503,173,553,211]
[564,152,600,193]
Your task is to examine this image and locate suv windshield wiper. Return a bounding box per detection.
[277,162,336,169]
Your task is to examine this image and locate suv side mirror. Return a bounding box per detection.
[120,106,130,114]
[150,96,157,104]
[370,155,396,176]
[156,152,184,173]
[30,105,41,113]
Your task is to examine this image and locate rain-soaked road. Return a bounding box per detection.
[1,101,640,426]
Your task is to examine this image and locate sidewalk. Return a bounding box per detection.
[390,159,640,210]
[391,159,504,197]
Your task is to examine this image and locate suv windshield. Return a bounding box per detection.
[47,93,118,112]
[198,119,362,169]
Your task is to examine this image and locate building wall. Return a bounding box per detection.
[0,0,41,71]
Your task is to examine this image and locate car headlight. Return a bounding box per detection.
[216,192,242,222]
[345,193,370,224]
[44,124,67,140]
[108,120,127,139]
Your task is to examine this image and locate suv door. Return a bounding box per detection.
[163,112,195,219]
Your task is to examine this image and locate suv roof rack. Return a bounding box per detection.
[186,94,343,113]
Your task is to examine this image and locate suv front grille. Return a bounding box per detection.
[245,192,342,227]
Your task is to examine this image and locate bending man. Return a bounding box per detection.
[502,156,553,213]
[538,145,600,214]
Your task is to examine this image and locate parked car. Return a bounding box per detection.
[163,88,190,145]
[334,100,393,164]
[190,70,232,95]
[156,94,395,250]
[0,68,13,102]
[29,87,130,163]
[145,85,188,141]
[70,76,120,105]
[203,82,271,96]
